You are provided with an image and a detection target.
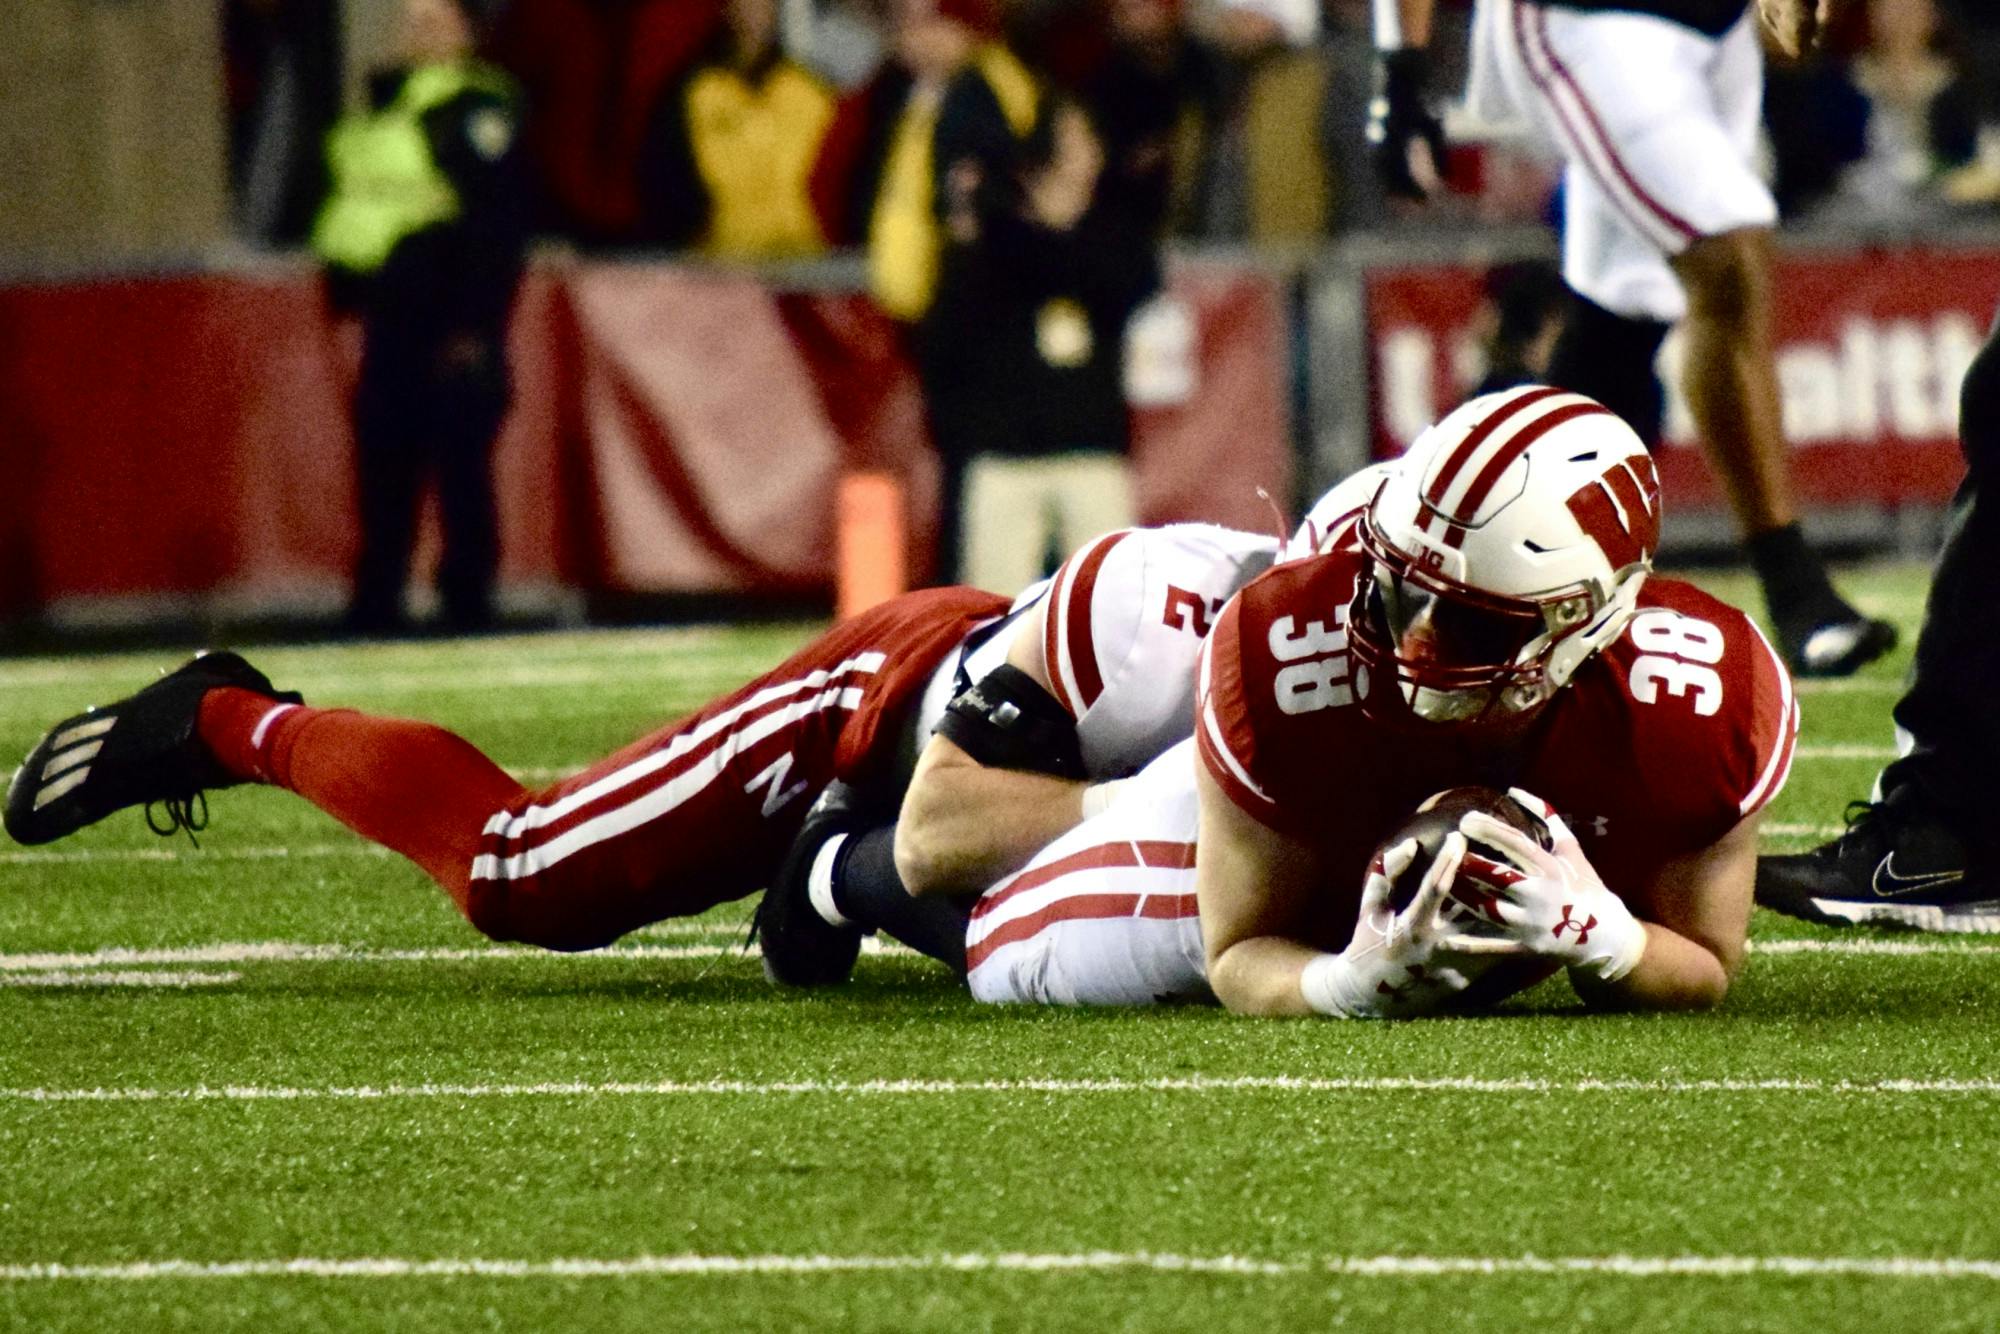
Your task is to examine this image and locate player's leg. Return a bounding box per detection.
[1756,320,2000,928]
[1515,3,1893,675]
[346,343,426,636]
[960,456,1051,596]
[1543,291,1671,447]
[761,798,979,981]
[429,348,507,631]
[462,589,1003,949]
[6,588,1006,952]
[965,742,1208,1006]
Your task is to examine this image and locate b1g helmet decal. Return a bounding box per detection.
[1350,385,1658,727]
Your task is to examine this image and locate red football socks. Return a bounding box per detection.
[197,687,523,911]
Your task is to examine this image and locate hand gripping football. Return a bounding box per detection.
[1379,786,1553,912]
[1370,786,1563,1007]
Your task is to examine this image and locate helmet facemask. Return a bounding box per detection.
[1352,514,1622,729]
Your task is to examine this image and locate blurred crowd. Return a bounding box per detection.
[221,0,2000,605]
[1765,0,2000,223]
[227,0,2000,265]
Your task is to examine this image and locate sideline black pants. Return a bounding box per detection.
[1881,315,2000,843]
[348,323,508,632]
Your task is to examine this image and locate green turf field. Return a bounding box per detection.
[4,563,1997,1333]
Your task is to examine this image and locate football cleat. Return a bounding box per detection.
[752,781,871,987]
[3,651,301,847]
[1755,793,1997,932]
[1778,611,1899,679]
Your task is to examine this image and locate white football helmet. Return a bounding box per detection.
[1349,385,1659,727]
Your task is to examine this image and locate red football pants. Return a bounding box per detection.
[204,588,1009,951]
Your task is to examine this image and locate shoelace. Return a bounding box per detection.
[144,791,208,847]
[1831,798,1903,858]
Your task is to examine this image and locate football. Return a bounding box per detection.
[1374,785,1563,1007]
[1378,785,1553,912]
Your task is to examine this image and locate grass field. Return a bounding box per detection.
[4,562,1998,1333]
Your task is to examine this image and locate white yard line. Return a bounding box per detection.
[1752,938,2000,955]
[0,823,1861,866]
[2,1251,1998,1282]
[0,936,1989,976]
[0,843,396,866]
[1794,679,1902,696]
[1763,823,1846,839]
[8,1075,2000,1104]
[0,942,752,972]
[0,970,241,989]
[1793,745,1896,760]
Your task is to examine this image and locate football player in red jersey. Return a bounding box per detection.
[956,385,1795,1015]
[1197,385,1795,1015]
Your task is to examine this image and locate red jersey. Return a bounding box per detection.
[1195,547,1796,942]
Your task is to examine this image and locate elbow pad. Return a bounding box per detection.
[935,665,1086,779]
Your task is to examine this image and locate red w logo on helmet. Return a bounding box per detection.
[1564,454,1660,570]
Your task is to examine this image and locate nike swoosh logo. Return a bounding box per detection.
[1871,853,1966,898]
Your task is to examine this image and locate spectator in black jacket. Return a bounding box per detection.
[918,94,1160,592]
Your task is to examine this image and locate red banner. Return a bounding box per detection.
[0,256,1290,620]
[1365,248,1995,512]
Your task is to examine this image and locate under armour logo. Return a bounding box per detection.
[1564,813,1609,837]
[1552,906,1595,944]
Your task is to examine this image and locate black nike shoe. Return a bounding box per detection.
[1755,792,1997,932]
[752,781,871,987]
[3,652,301,847]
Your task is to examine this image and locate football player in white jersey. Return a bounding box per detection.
[1367,0,1895,680]
[756,521,1282,984]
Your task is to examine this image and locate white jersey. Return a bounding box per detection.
[1285,462,1396,562]
[904,523,1280,785]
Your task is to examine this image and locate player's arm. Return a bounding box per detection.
[1196,761,1328,1017]
[1572,812,1758,1012]
[1462,796,1757,1012]
[1367,0,1447,200]
[1197,761,1474,1019]
[894,602,1120,897]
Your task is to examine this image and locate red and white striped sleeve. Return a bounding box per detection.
[1041,530,1132,719]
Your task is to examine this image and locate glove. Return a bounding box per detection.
[1366,48,1450,202]
[1300,832,1490,1017]
[1456,788,1647,983]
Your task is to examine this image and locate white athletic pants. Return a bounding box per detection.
[965,740,1210,1006]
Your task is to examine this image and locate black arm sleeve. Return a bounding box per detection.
[934,664,1086,779]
